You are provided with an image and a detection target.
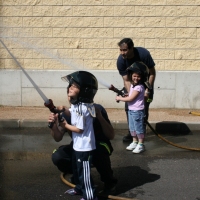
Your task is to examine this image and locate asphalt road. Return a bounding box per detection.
[0,128,200,200]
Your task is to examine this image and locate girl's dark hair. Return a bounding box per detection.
[118,38,134,49]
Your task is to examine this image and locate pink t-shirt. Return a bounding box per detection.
[128,84,145,111]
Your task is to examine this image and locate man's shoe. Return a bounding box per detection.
[132,144,145,153]
[126,142,138,150]
[122,133,132,142]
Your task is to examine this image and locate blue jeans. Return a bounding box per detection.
[128,109,145,134]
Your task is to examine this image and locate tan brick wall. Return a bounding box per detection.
[1,0,200,71]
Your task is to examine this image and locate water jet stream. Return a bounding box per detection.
[0,39,50,104]
[1,36,111,89]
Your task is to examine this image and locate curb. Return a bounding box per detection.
[0,119,200,132]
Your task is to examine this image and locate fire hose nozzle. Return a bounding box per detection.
[44,99,65,128]
[109,84,126,103]
[109,84,115,91]
[44,99,55,111]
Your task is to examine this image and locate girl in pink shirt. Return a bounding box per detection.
[115,62,150,153]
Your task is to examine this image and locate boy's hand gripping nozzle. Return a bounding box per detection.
[44,99,65,128]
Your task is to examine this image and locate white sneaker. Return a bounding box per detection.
[132,144,145,153]
[126,142,138,150]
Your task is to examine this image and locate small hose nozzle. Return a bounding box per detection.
[109,84,120,93]
[44,99,56,112]
[109,84,124,96]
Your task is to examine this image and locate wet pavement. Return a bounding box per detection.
[0,128,200,200]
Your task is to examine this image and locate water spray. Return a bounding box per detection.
[0,39,49,104]
[1,36,113,89]
[0,39,63,128]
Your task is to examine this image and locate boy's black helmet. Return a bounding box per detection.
[61,71,98,104]
[126,61,151,89]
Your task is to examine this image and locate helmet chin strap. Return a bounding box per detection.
[69,97,93,105]
[70,97,79,105]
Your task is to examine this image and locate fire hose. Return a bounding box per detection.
[189,111,200,116]
[109,84,200,152]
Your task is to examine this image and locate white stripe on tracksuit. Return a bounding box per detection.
[83,161,94,200]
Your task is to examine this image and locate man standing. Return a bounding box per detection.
[116,38,156,142]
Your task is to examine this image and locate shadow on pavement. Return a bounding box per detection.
[155,121,191,134]
[114,166,160,196]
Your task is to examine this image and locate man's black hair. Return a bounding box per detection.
[118,38,134,49]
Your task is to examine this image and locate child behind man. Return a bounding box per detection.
[59,71,98,200]
[115,62,150,153]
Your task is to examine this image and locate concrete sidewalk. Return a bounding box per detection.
[0,106,200,131]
